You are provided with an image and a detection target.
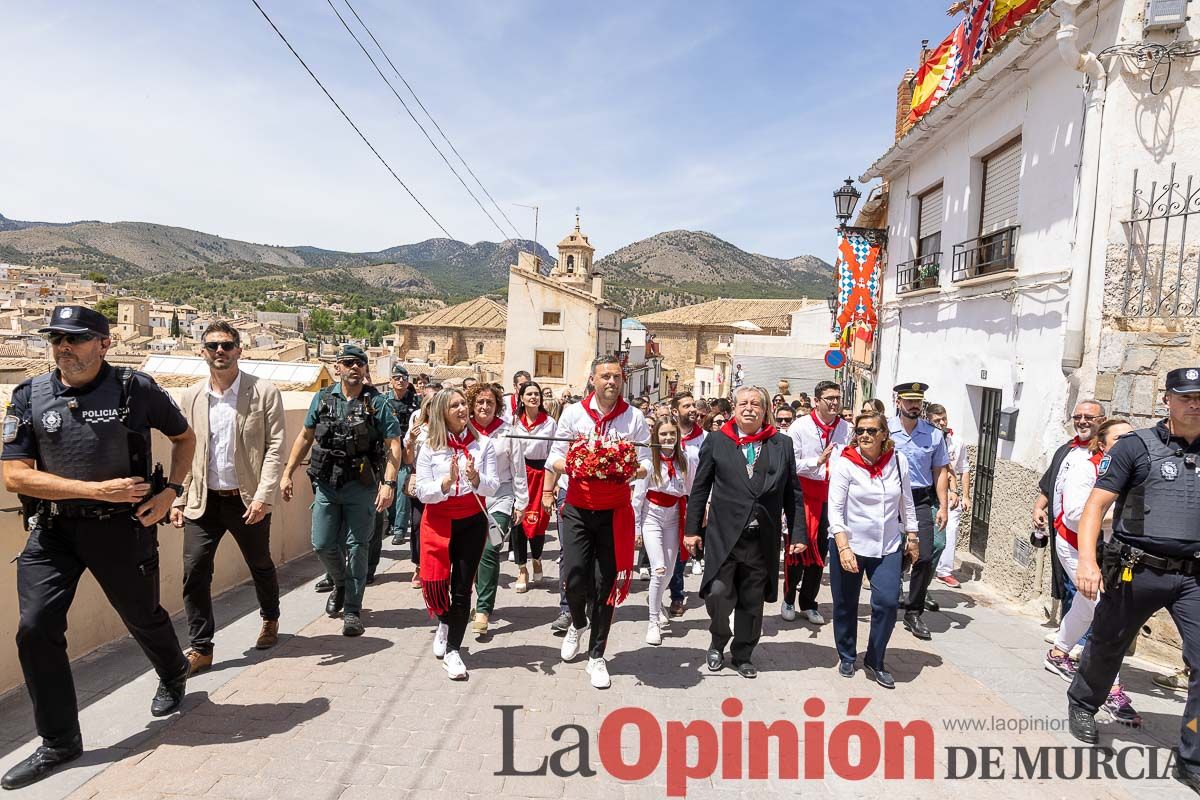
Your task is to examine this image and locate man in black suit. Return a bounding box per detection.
[685,386,807,678]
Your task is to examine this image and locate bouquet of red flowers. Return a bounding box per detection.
[565,432,639,482]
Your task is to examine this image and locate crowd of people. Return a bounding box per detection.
[3,303,1200,794]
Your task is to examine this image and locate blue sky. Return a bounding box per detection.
[2,2,955,260]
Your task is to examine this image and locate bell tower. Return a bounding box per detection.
[550,210,595,289]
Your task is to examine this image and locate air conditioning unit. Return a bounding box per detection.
[1144,0,1188,34]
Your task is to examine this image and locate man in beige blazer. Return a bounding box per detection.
[170,321,287,675]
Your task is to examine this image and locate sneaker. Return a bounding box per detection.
[471,612,489,635]
[443,650,468,680]
[1153,668,1190,693]
[935,574,961,588]
[801,608,825,626]
[691,559,703,576]
[550,611,572,634]
[1103,689,1143,727]
[184,649,212,677]
[637,567,650,579]
[646,622,662,646]
[586,657,611,689]
[508,549,516,563]
[391,534,405,546]
[780,601,797,622]
[561,624,587,661]
[433,622,449,659]
[656,617,670,631]
[342,613,364,637]
[1043,649,1076,681]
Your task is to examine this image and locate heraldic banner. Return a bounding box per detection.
[833,233,883,351]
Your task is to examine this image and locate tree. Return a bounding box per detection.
[85,271,108,284]
[309,308,334,335]
[170,311,181,338]
[94,297,118,322]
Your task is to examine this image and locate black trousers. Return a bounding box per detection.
[784,503,830,611]
[706,526,770,665]
[438,512,488,651]
[16,515,187,747]
[1068,560,1200,773]
[182,492,279,655]
[512,530,545,564]
[410,497,424,566]
[561,503,618,659]
[904,488,937,613]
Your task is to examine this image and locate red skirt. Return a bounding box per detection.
[521,463,550,540]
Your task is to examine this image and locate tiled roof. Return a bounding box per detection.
[398,297,507,330]
[0,358,52,380]
[149,373,315,392]
[638,298,812,328]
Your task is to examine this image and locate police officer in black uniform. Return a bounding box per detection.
[1067,367,1200,794]
[384,363,420,548]
[0,305,196,790]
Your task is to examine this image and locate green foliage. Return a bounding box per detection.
[260,299,298,313]
[308,308,335,334]
[85,271,108,283]
[94,297,118,322]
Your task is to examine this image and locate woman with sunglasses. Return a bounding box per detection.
[414,389,499,680]
[707,414,726,433]
[826,411,919,689]
[513,381,556,591]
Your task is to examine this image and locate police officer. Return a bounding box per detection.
[0,305,196,790]
[889,382,949,641]
[383,363,420,549]
[1067,367,1200,794]
[280,344,401,637]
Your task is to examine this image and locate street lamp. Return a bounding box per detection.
[825,294,838,314]
[833,177,861,226]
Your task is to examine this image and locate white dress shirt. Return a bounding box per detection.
[788,411,853,481]
[1054,447,1095,533]
[415,430,500,505]
[633,448,697,530]
[827,450,918,558]
[946,433,970,477]
[472,419,528,516]
[513,413,558,461]
[206,373,241,491]
[678,425,707,460]
[549,396,651,479]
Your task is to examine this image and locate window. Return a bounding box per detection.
[476,341,485,355]
[566,255,575,273]
[428,340,436,354]
[542,311,561,327]
[980,138,1021,234]
[917,184,943,258]
[534,350,564,379]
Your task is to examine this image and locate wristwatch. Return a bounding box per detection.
[382,479,398,488]
[167,482,184,498]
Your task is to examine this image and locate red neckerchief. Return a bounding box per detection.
[519,409,548,431]
[680,424,703,445]
[510,394,519,415]
[720,419,777,447]
[1089,449,1104,473]
[810,410,839,446]
[447,426,476,457]
[1070,436,1089,449]
[946,428,954,437]
[662,450,678,481]
[581,393,629,434]
[841,446,894,480]
[470,416,503,437]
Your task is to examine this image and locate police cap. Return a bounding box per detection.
[337,344,368,364]
[391,362,409,378]
[38,305,110,337]
[894,382,929,400]
[1166,368,1200,395]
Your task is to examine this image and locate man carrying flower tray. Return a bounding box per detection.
[546,354,650,689]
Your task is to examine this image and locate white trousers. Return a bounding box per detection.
[935,505,962,577]
[642,502,681,623]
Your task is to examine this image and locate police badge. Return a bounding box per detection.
[2,412,19,443]
[1098,455,1111,476]
[1188,369,1199,381]
[41,410,62,433]
[1162,461,1180,481]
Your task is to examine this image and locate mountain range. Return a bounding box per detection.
[0,213,833,314]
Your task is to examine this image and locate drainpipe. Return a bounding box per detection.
[1056,0,1108,374]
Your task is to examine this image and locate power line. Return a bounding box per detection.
[340,0,527,242]
[248,0,454,239]
[324,0,518,243]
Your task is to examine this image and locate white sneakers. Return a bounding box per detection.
[691,559,703,575]
[780,601,797,621]
[646,621,662,646]
[443,649,467,680]
[433,622,449,659]
[561,624,586,661]
[586,657,611,689]
[801,608,826,626]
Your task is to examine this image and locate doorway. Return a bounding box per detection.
[969,387,1002,560]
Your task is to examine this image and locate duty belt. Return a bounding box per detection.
[1110,541,1200,577]
[47,502,132,520]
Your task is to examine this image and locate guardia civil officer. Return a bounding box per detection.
[280,344,401,637]
[1067,367,1200,795]
[0,305,196,790]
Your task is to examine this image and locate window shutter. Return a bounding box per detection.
[980,139,1021,234]
[918,185,943,240]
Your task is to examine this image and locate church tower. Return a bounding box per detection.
[550,212,596,290]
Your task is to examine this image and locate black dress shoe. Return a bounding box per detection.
[706,649,725,672]
[365,573,376,586]
[391,534,405,546]
[1,737,83,790]
[325,586,345,618]
[864,665,895,689]
[924,596,940,612]
[1068,706,1098,744]
[838,660,855,678]
[150,671,187,717]
[735,662,757,679]
[342,613,364,637]
[314,576,334,593]
[903,611,932,640]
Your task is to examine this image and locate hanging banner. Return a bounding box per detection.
[991,0,1041,41]
[833,233,882,349]
[908,22,964,125]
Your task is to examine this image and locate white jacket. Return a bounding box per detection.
[827,450,919,558]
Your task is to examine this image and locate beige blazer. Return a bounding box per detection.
[175,371,287,519]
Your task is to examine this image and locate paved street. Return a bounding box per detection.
[0,530,1193,800]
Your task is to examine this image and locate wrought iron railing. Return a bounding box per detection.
[952,225,1019,282]
[896,252,942,294]
[1120,163,1200,317]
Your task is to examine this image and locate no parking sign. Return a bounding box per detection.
[824,350,846,369]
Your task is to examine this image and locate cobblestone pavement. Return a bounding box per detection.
[0,531,1193,799]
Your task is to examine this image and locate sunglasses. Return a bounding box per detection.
[203,341,238,352]
[855,427,883,436]
[47,332,97,346]
[339,359,366,368]
[776,417,794,424]
[1071,414,1102,422]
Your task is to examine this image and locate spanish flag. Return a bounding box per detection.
[991,0,1041,40]
[908,23,964,125]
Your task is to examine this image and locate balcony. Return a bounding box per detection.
[952,225,1019,283]
[896,252,942,295]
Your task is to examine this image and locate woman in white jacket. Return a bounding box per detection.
[512,381,557,591]
[827,411,918,690]
[633,417,696,646]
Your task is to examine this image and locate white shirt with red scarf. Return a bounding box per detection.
[678,423,707,460]
[549,395,651,478]
[789,411,853,481]
[415,429,500,505]
[513,411,558,461]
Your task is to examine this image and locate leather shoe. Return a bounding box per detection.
[668,599,685,618]
[1068,706,1098,744]
[864,665,895,689]
[314,576,334,593]
[325,586,345,618]
[342,613,364,637]
[735,661,757,679]
[255,620,279,650]
[706,649,724,672]
[391,534,405,546]
[184,648,212,676]
[1,737,83,790]
[924,596,940,612]
[903,611,932,640]
[150,671,187,717]
[838,660,855,678]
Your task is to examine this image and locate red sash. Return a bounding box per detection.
[797,477,828,568]
[647,489,687,564]
[522,464,550,539]
[566,478,635,605]
[420,493,485,617]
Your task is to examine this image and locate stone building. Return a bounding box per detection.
[116,297,151,339]
[392,297,507,366]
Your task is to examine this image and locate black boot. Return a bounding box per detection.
[342,612,364,637]
[314,575,334,593]
[325,585,345,617]
[1,736,83,790]
[150,670,187,717]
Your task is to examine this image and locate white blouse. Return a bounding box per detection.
[632,448,697,529]
[1057,448,1103,535]
[827,450,918,558]
[472,419,528,516]
[414,432,500,505]
[513,413,558,461]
